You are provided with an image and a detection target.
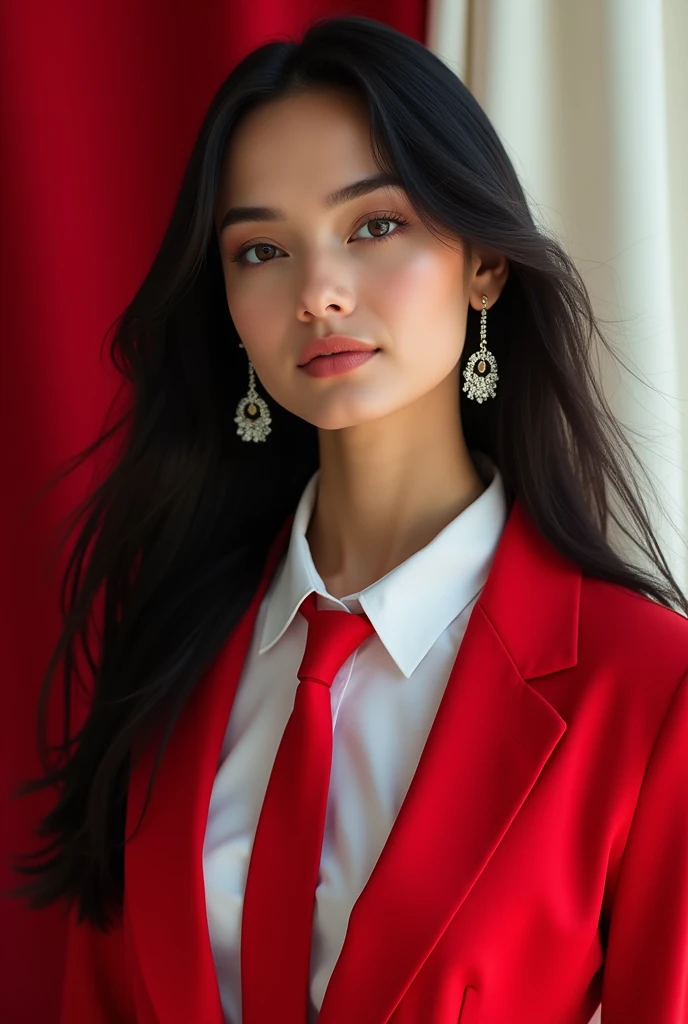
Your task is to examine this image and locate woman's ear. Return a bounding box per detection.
[468,251,509,311]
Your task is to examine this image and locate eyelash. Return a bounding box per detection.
[228,211,410,268]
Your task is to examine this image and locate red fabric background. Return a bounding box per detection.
[0,2,426,1020]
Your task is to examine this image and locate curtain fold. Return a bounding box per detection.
[0,5,426,1021]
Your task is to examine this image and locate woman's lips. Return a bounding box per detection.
[299,349,380,378]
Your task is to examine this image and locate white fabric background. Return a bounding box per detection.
[426,0,688,610]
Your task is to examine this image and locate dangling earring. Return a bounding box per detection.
[235,342,272,442]
[462,294,499,403]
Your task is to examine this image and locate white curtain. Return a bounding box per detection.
[426,0,688,606]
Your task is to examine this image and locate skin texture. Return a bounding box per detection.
[214,87,509,597]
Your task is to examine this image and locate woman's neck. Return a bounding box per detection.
[305,372,486,598]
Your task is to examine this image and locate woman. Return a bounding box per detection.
[11,14,688,1024]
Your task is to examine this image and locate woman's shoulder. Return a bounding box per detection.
[578,573,688,711]
[580,573,688,642]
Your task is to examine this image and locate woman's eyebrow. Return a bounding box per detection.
[218,171,404,233]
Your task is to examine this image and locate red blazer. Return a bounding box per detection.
[59,499,688,1024]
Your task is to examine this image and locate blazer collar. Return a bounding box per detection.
[125,495,581,1024]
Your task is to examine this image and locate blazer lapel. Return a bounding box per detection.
[318,499,581,1024]
[125,515,295,1024]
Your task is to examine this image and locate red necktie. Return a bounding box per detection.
[241,590,375,1023]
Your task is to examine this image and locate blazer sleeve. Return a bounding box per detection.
[601,664,688,1022]
[60,900,136,1023]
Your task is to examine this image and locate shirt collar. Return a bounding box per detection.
[258,450,509,678]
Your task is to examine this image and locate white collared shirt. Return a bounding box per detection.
[202,450,508,1023]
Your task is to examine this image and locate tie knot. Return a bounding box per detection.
[297,591,375,688]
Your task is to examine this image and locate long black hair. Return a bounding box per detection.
[9,14,687,930]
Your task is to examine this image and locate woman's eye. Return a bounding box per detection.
[352,215,407,241]
[237,242,285,266]
[230,213,409,268]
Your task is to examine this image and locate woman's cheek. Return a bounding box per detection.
[226,288,273,348]
[381,250,443,305]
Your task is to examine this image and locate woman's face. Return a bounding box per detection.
[214,87,504,431]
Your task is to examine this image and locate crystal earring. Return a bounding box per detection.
[462,294,499,403]
[235,342,272,442]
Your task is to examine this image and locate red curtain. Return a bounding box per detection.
[0,1,427,1020]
